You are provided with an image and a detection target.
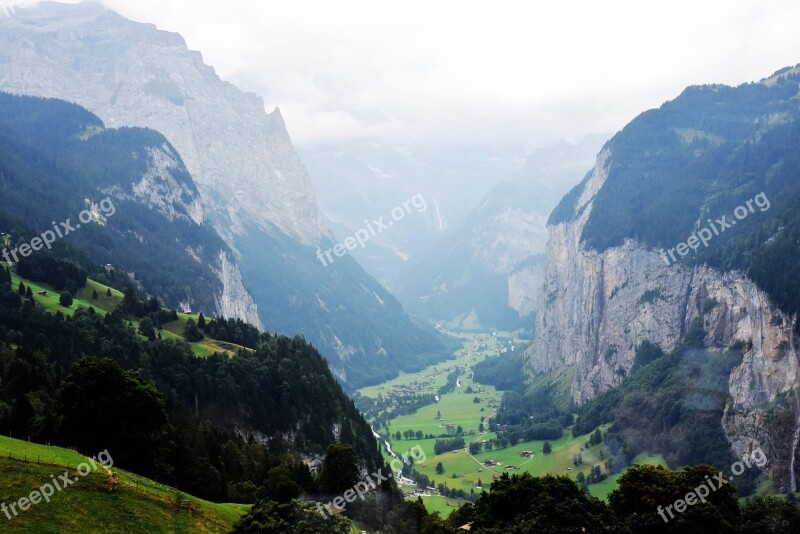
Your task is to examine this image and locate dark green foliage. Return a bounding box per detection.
[15,254,87,292]
[548,169,594,225]
[434,437,465,455]
[411,466,799,533]
[183,318,203,342]
[473,351,526,392]
[57,357,168,477]
[738,496,800,533]
[202,316,260,348]
[609,464,739,534]
[0,268,385,506]
[231,500,350,534]
[491,380,570,445]
[384,497,428,534]
[58,291,73,307]
[450,472,615,533]
[0,92,228,312]
[138,316,157,341]
[543,441,552,454]
[566,74,800,329]
[631,340,665,373]
[572,342,752,492]
[317,444,360,494]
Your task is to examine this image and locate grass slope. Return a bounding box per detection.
[0,435,248,533]
[7,266,248,357]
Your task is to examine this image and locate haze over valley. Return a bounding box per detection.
[1,2,800,533]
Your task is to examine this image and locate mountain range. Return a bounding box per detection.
[0,1,449,388]
[530,66,800,493]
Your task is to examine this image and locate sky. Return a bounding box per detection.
[39,0,800,147]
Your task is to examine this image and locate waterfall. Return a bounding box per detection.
[791,414,800,494]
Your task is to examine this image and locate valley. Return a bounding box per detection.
[356,330,659,518]
[2,2,800,532]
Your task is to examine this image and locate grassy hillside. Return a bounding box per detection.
[8,267,248,357]
[0,435,248,533]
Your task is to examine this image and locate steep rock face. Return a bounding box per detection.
[529,148,800,488]
[0,1,329,326]
[0,2,448,386]
[0,92,236,313]
[0,1,325,242]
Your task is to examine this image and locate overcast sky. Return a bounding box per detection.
[53,0,800,147]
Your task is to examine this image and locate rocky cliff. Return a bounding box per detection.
[530,146,800,490]
[0,2,448,386]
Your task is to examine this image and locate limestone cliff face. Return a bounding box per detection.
[0,3,449,385]
[528,149,800,488]
[0,2,334,326]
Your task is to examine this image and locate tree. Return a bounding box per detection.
[184,318,204,342]
[56,357,168,477]
[318,444,360,494]
[59,291,73,307]
[197,312,206,329]
[448,473,613,532]
[395,430,401,440]
[609,464,738,533]
[385,498,428,534]
[739,495,800,533]
[25,286,32,299]
[543,441,552,455]
[138,317,157,341]
[106,287,112,297]
[415,430,423,440]
[18,281,24,295]
[92,289,98,300]
[231,500,349,534]
[260,466,301,504]
[435,462,444,475]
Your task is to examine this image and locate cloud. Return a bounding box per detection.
[59,0,800,145]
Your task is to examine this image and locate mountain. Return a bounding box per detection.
[0,1,450,388]
[302,140,525,290]
[0,92,235,314]
[0,90,387,497]
[401,136,606,330]
[529,66,800,492]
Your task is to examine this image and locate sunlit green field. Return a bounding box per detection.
[587,452,667,500]
[0,435,248,533]
[7,266,248,358]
